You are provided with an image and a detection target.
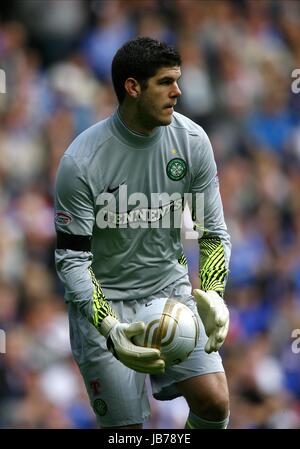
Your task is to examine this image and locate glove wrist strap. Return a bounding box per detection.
[99,315,118,337]
[206,290,223,300]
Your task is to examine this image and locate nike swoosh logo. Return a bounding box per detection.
[107,182,126,194]
[145,303,152,307]
[107,185,120,194]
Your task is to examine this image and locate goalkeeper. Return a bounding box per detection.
[55,37,231,429]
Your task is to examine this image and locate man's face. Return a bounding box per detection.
[136,66,182,130]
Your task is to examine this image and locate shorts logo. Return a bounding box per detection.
[166,158,187,181]
[90,379,101,396]
[93,399,107,416]
[55,211,73,225]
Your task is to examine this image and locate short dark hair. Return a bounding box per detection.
[111,37,181,104]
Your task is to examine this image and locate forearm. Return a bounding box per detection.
[195,178,231,297]
[199,233,230,297]
[55,249,116,331]
[193,186,231,352]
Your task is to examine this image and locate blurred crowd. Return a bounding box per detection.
[1,0,300,429]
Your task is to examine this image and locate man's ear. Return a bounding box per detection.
[124,78,141,98]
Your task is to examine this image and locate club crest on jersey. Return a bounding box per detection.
[55,211,73,225]
[166,158,187,181]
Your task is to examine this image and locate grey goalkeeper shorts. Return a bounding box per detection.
[68,275,224,428]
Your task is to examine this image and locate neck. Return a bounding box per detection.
[119,104,155,136]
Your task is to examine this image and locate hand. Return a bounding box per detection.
[99,315,165,374]
[193,289,229,354]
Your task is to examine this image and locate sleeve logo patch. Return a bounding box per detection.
[55,211,73,225]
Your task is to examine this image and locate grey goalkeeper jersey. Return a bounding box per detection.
[55,110,231,321]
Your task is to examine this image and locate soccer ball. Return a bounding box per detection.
[133,298,200,368]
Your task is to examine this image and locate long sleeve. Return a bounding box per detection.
[196,177,231,297]
[54,154,116,330]
[191,130,231,297]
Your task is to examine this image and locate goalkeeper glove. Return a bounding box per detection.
[193,289,229,354]
[99,315,165,374]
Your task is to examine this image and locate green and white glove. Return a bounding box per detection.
[100,315,165,374]
[193,289,229,354]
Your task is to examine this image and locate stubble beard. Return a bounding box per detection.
[136,98,173,132]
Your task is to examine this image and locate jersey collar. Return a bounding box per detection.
[110,108,164,149]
